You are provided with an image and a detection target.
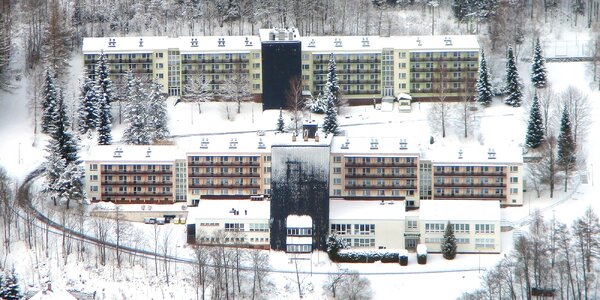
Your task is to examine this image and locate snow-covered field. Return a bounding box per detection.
[0,49,598,299]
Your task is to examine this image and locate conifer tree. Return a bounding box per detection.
[441,221,457,260]
[97,94,112,145]
[476,50,493,106]
[504,45,522,107]
[326,53,340,107]
[322,90,339,135]
[525,93,545,149]
[44,139,66,207]
[77,75,99,135]
[557,106,576,167]
[51,91,80,165]
[41,70,58,134]
[276,108,285,133]
[122,71,151,145]
[531,38,547,89]
[0,270,21,300]
[96,51,113,105]
[147,81,169,142]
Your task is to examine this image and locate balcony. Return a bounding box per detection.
[102,169,173,175]
[187,172,260,177]
[345,173,417,179]
[433,171,506,176]
[434,194,506,199]
[188,183,260,189]
[433,182,506,188]
[181,58,250,64]
[101,191,173,196]
[187,161,260,167]
[344,184,416,190]
[102,180,173,185]
[344,162,417,168]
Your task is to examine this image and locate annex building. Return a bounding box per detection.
[82,28,480,107]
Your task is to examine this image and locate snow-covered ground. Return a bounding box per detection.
[0,49,598,299]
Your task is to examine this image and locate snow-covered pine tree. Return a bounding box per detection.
[307,92,327,114]
[122,71,151,145]
[0,269,21,300]
[557,106,575,167]
[525,93,545,149]
[504,45,523,107]
[476,50,493,106]
[58,162,86,209]
[41,70,58,134]
[452,0,470,23]
[276,108,285,132]
[77,75,99,135]
[96,51,113,105]
[326,53,340,107]
[322,90,339,135]
[44,139,66,206]
[147,81,169,142]
[97,92,112,145]
[441,221,457,260]
[531,38,547,89]
[51,92,80,165]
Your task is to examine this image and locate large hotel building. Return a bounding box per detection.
[82,28,479,107]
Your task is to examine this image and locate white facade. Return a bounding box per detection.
[418,200,501,253]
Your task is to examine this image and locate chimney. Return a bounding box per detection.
[458,149,463,159]
[488,148,496,159]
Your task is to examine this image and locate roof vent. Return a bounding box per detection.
[229,138,238,149]
[244,37,253,46]
[444,36,453,46]
[341,139,350,149]
[370,138,379,150]
[200,138,210,149]
[416,37,422,46]
[361,37,370,47]
[113,147,123,158]
[139,38,144,47]
[334,38,342,47]
[217,37,225,47]
[146,147,151,158]
[257,138,266,149]
[399,139,408,150]
[458,149,463,159]
[308,39,316,47]
[108,38,116,48]
[488,148,496,159]
[191,38,198,47]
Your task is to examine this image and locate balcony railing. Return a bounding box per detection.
[101,169,173,174]
[433,182,506,188]
[187,161,260,167]
[188,183,260,189]
[101,191,173,196]
[188,172,259,177]
[344,184,416,189]
[433,171,506,176]
[434,194,506,199]
[344,162,417,168]
[102,180,173,185]
[345,173,417,179]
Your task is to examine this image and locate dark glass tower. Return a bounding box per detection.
[261,30,302,110]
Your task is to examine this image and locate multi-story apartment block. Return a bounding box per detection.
[83,136,523,207]
[84,146,181,204]
[329,137,421,207]
[82,29,479,105]
[422,147,524,206]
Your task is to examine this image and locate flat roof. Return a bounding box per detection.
[423,145,523,165]
[418,200,501,222]
[83,36,261,54]
[287,215,313,227]
[329,199,406,221]
[187,199,270,221]
[330,136,420,156]
[83,145,180,163]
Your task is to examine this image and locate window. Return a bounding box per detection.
[425,223,445,233]
[286,244,311,253]
[157,74,164,79]
[90,164,98,171]
[407,220,418,229]
[331,224,352,235]
[90,186,98,192]
[510,188,519,195]
[156,63,164,69]
[333,167,341,174]
[253,53,260,59]
[353,224,375,235]
[510,177,519,183]
[287,228,312,236]
[333,189,341,196]
[333,156,341,163]
[252,84,260,90]
[353,238,375,247]
[475,224,495,234]
[452,223,470,233]
[252,63,260,69]
[252,73,260,79]
[510,166,519,172]
[90,175,98,181]
[302,64,309,70]
[333,178,341,185]
[475,238,495,249]
[224,223,245,232]
[155,52,163,58]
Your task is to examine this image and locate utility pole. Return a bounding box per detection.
[429,1,439,36]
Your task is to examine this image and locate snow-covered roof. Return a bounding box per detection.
[418,200,501,222]
[187,199,270,221]
[82,145,181,164]
[258,28,301,43]
[82,35,261,54]
[423,146,523,165]
[30,287,77,300]
[330,136,420,156]
[329,200,405,221]
[185,134,274,155]
[388,35,480,52]
[82,36,169,54]
[300,36,383,53]
[286,215,312,227]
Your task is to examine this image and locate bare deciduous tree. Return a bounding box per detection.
[286,76,305,135]
[184,74,213,115]
[562,86,592,146]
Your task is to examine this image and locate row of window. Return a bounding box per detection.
[189,156,260,162]
[330,224,375,235]
[189,178,259,185]
[424,237,470,244]
[95,175,172,182]
[286,244,312,253]
[435,166,514,173]
[101,186,172,193]
[342,178,416,186]
[93,164,172,172]
[334,189,415,197]
[190,189,260,195]
[425,223,494,234]
[286,228,313,236]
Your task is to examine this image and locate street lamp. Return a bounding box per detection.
[428,1,439,36]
